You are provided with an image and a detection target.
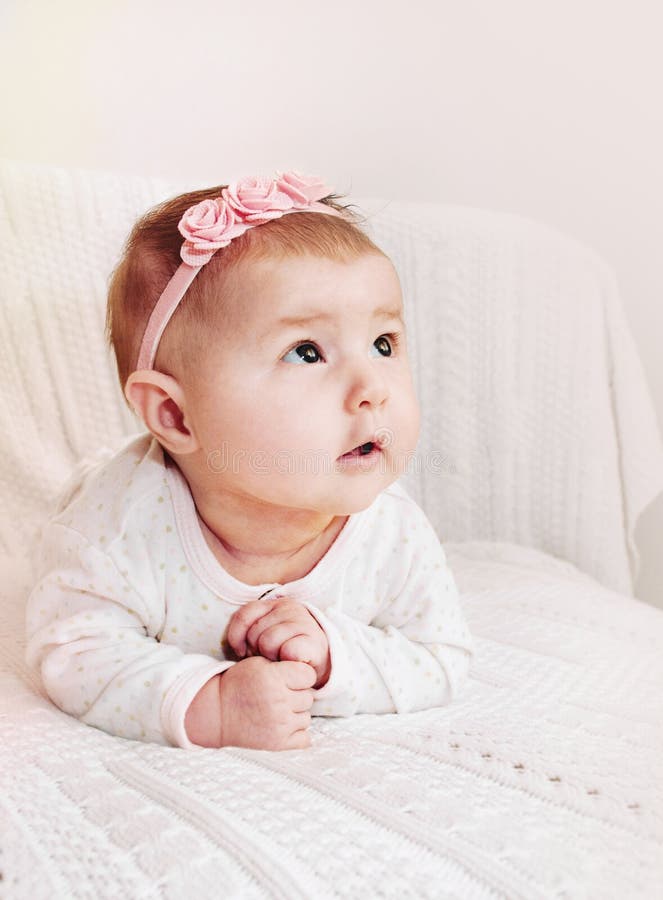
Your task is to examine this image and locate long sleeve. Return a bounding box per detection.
[303,502,474,717]
[25,522,232,747]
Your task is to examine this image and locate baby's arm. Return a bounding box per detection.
[25,522,313,749]
[301,513,473,717]
[305,585,472,717]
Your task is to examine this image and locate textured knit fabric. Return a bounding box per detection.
[2,158,662,599]
[5,546,663,899]
[25,433,474,748]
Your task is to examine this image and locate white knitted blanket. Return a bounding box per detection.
[2,545,662,898]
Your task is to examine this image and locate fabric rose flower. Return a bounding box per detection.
[276,171,332,207]
[178,198,246,265]
[222,175,294,223]
[175,172,341,268]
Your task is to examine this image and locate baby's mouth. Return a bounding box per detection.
[339,441,377,460]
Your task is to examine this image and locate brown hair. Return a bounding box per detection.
[105,186,385,398]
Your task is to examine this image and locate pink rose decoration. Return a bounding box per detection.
[178,198,247,265]
[222,175,294,223]
[276,171,333,207]
[174,172,341,267]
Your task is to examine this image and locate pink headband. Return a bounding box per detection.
[135,171,343,371]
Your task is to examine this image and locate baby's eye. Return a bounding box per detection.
[371,335,394,357]
[282,342,323,364]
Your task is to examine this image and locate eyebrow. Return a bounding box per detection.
[272,305,404,330]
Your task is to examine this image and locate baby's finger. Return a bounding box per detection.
[278,660,317,690]
[286,729,311,751]
[291,710,312,730]
[252,623,308,661]
[226,599,280,656]
[291,689,315,712]
[278,635,315,665]
[244,602,304,648]
[246,613,289,654]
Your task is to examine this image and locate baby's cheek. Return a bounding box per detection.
[400,394,421,450]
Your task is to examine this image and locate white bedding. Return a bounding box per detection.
[3,542,662,899]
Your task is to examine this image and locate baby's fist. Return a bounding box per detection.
[226,597,331,689]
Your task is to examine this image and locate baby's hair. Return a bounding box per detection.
[105,185,386,400]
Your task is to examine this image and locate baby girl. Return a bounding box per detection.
[25,171,474,751]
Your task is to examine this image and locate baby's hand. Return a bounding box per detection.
[217,657,316,751]
[226,597,331,689]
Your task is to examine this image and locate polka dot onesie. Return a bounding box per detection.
[25,434,474,748]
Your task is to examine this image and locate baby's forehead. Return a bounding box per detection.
[263,298,403,328]
[224,252,403,321]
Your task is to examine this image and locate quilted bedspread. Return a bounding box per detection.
[2,541,662,899]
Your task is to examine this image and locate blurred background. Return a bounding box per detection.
[1,0,661,605]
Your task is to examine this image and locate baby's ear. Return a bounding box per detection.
[124,370,199,454]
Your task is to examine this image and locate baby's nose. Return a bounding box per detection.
[345,366,389,411]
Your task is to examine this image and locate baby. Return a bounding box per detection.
[25,171,474,751]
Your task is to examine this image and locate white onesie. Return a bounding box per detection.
[25,433,474,748]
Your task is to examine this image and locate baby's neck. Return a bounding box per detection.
[196,509,347,586]
[184,470,347,585]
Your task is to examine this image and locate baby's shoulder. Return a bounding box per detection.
[374,479,426,523]
[343,481,446,591]
[359,479,437,548]
[49,432,168,542]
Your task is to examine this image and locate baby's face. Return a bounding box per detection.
[186,252,420,515]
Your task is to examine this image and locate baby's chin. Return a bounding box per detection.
[309,478,400,517]
[253,462,405,517]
